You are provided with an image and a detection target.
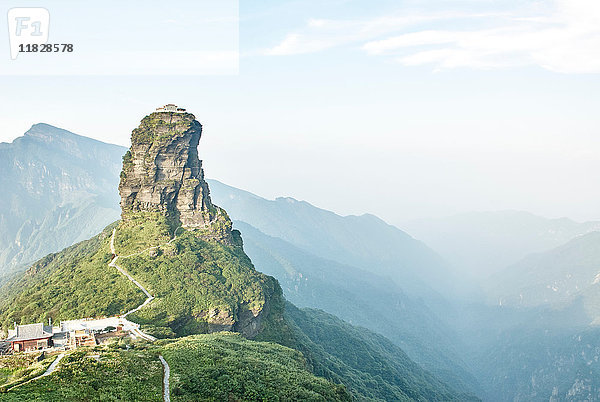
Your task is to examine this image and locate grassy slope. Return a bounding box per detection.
[257,302,477,402]
[0,334,351,401]
[115,213,279,337]
[0,213,471,400]
[0,214,280,338]
[162,333,350,401]
[237,221,482,396]
[0,223,144,331]
[0,353,58,392]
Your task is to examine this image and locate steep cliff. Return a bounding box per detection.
[0,112,475,401]
[0,109,284,339]
[119,111,232,243]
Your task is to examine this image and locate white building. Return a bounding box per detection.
[155,104,186,113]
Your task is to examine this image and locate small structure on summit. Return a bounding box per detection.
[119,108,235,243]
[155,104,186,113]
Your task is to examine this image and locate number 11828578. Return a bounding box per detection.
[19,44,73,52]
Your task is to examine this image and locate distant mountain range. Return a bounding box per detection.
[207,182,481,394]
[207,179,462,300]
[488,231,600,323]
[4,122,600,400]
[0,118,474,400]
[402,210,600,281]
[0,124,126,276]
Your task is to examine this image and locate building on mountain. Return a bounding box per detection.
[5,317,126,353]
[68,330,97,348]
[7,323,54,352]
[155,104,186,113]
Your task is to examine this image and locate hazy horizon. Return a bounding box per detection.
[4,119,600,228]
[2,0,599,223]
[2,3,600,400]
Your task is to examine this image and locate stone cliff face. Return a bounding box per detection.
[114,108,285,339]
[119,111,233,243]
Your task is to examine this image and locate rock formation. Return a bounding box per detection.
[119,109,233,242]
[115,107,282,338]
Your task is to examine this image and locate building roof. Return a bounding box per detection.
[7,323,53,342]
[155,104,186,112]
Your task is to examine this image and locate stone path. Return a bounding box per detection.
[159,355,171,402]
[7,352,65,391]
[6,228,182,395]
[43,353,65,376]
[109,228,157,341]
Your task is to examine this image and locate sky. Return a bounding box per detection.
[0,0,599,224]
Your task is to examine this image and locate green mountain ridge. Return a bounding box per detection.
[0,219,472,400]
[0,116,471,400]
[206,180,459,300]
[232,220,482,396]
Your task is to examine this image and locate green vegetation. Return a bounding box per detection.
[162,333,350,401]
[0,223,144,332]
[1,343,162,401]
[0,334,351,401]
[120,150,132,179]
[114,212,175,256]
[0,213,470,400]
[131,113,195,145]
[118,219,281,337]
[0,213,283,339]
[268,303,476,401]
[0,353,58,391]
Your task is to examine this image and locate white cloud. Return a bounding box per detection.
[266,0,600,74]
[266,33,338,55]
[264,14,460,55]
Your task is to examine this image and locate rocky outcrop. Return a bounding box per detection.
[119,110,233,242]
[234,303,268,338]
[114,107,283,339]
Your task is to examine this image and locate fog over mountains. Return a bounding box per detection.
[207,180,481,394]
[0,124,125,277]
[1,118,474,401]
[489,231,600,322]
[402,211,600,281]
[3,123,600,400]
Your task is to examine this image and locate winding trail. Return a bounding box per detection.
[7,228,180,398]
[109,228,181,401]
[108,227,182,340]
[159,355,171,402]
[7,353,66,391]
[109,228,158,341]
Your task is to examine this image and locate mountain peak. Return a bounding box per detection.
[22,123,78,142]
[19,123,122,151]
[27,122,56,131]
[119,109,233,243]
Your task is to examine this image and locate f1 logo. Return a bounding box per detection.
[7,8,50,60]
